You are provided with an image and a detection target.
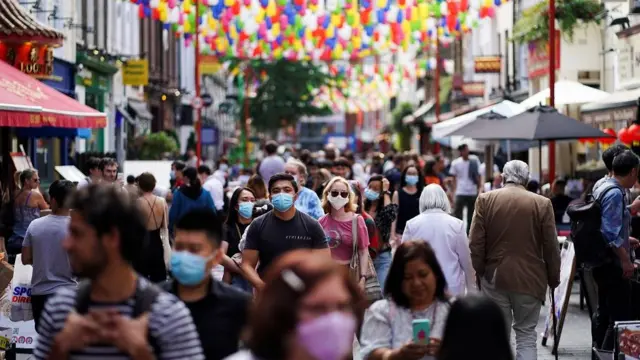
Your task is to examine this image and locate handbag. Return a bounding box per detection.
[350,215,383,302]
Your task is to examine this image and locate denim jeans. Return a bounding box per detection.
[482,278,542,360]
[373,250,392,291]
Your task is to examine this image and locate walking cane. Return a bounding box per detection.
[551,287,559,360]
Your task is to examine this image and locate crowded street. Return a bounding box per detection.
[1,0,640,359]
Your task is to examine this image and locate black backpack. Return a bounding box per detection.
[74,279,163,353]
[567,185,622,267]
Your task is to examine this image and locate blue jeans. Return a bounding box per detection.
[231,274,253,294]
[373,250,392,291]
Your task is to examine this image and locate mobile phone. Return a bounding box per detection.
[412,319,431,345]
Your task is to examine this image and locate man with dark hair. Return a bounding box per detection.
[165,209,250,360]
[100,157,119,184]
[449,143,482,233]
[21,180,76,330]
[34,184,204,360]
[258,140,285,184]
[241,173,329,290]
[550,179,573,224]
[77,157,102,189]
[592,150,640,351]
[594,144,630,192]
[198,164,224,213]
[172,160,187,190]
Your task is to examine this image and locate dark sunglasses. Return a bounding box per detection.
[330,190,349,198]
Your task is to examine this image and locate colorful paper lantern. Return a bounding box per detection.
[618,127,633,144]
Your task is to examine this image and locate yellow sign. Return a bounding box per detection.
[199,56,222,75]
[122,59,149,86]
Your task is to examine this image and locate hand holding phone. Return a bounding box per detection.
[412,319,431,345]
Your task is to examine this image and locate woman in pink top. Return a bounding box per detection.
[319,177,371,290]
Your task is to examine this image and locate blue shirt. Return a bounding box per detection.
[592,178,630,250]
[295,187,325,220]
[169,188,216,231]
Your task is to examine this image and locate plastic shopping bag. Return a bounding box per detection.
[9,255,32,322]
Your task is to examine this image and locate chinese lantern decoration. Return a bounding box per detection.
[628,124,640,143]
[618,127,633,144]
[578,138,596,144]
[599,128,617,145]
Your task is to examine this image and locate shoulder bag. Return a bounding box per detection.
[350,215,383,302]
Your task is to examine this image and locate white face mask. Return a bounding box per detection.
[328,195,349,210]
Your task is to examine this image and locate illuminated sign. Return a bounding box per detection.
[0,43,54,78]
[461,82,486,97]
[474,56,501,74]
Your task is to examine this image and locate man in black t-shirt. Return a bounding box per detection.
[241,173,330,290]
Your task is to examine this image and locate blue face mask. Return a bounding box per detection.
[170,251,213,286]
[405,175,419,185]
[272,193,294,212]
[170,170,176,180]
[364,188,380,201]
[238,201,254,219]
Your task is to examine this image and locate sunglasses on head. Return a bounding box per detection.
[330,190,349,198]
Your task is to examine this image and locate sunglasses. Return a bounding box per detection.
[330,190,349,198]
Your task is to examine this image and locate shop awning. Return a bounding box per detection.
[402,99,434,124]
[128,99,153,120]
[580,87,640,124]
[0,60,106,128]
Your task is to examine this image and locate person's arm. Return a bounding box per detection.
[540,199,561,288]
[599,189,633,276]
[448,161,458,194]
[453,221,476,293]
[241,220,265,289]
[309,217,332,258]
[359,301,394,360]
[21,225,33,265]
[468,195,486,277]
[150,296,205,359]
[357,216,371,277]
[390,191,399,242]
[33,192,49,210]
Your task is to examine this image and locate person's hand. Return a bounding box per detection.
[631,198,640,214]
[359,277,366,291]
[92,310,151,356]
[630,237,640,250]
[427,338,441,356]
[53,312,102,353]
[382,178,390,192]
[390,342,430,360]
[622,258,636,279]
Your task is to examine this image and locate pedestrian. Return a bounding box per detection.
[136,172,170,283]
[246,174,272,213]
[383,154,405,191]
[593,144,630,192]
[166,208,251,360]
[469,160,560,360]
[169,167,216,233]
[171,160,187,191]
[225,250,365,360]
[240,173,330,291]
[34,184,204,359]
[364,175,397,288]
[351,183,381,259]
[198,165,225,214]
[402,184,476,296]
[124,175,139,201]
[391,164,423,246]
[437,295,513,360]
[591,150,640,350]
[286,159,324,220]
[258,140,285,185]
[100,158,122,188]
[21,180,76,332]
[449,144,481,234]
[76,157,102,189]
[224,187,256,291]
[319,177,371,289]
[360,241,450,360]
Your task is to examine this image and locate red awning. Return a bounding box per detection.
[0,60,106,128]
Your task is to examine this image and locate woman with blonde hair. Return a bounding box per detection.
[319,177,371,290]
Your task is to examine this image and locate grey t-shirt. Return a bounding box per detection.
[22,215,76,295]
[258,155,285,185]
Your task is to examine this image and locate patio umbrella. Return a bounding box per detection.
[446,105,613,141]
[519,80,609,110]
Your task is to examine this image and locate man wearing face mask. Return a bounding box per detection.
[286,159,324,219]
[241,173,330,290]
[166,209,250,360]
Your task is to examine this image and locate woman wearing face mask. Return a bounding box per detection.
[223,187,256,291]
[364,175,398,289]
[391,165,424,247]
[224,250,366,360]
[319,177,370,290]
[360,241,450,360]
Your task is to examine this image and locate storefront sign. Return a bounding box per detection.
[474,56,501,74]
[122,59,149,86]
[0,43,54,79]
[461,82,485,97]
[199,56,222,75]
[528,32,561,78]
[582,105,638,124]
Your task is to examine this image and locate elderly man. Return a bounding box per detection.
[285,159,324,219]
[469,160,560,360]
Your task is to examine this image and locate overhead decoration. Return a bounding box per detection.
[125,0,506,61]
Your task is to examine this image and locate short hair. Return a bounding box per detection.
[457,144,468,151]
[268,173,298,193]
[19,169,37,185]
[265,140,278,155]
[602,144,629,171]
[502,160,529,186]
[246,250,365,360]
[100,158,118,171]
[172,160,186,171]
[286,158,307,176]
[526,180,539,193]
[321,177,357,214]
[68,184,146,265]
[48,180,75,208]
[612,150,640,177]
[126,175,136,184]
[137,172,157,193]
[247,175,268,199]
[86,157,101,172]
[385,241,448,308]
[197,165,212,176]
[175,209,222,246]
[333,157,350,168]
[419,184,451,213]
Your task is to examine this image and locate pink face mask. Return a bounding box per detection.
[296,311,356,360]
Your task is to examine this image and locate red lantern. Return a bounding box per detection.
[619,128,633,144]
[599,128,617,145]
[629,124,640,142]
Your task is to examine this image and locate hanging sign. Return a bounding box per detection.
[199,56,222,75]
[474,56,501,74]
[122,60,149,86]
[461,82,486,97]
[528,31,561,79]
[0,43,54,78]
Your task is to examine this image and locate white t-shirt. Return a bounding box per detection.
[449,157,479,196]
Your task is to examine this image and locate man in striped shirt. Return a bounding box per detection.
[34,184,204,360]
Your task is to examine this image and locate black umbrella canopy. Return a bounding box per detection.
[447,105,614,141]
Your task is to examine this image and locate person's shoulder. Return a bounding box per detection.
[42,287,77,316]
[368,298,391,314]
[211,280,251,304]
[149,290,192,323]
[298,210,320,224]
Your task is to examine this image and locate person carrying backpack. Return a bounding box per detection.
[570,150,640,351]
[33,184,204,360]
